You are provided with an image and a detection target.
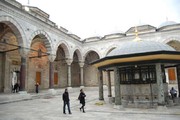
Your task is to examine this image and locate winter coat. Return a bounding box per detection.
[78,92,86,104]
[63,92,70,102]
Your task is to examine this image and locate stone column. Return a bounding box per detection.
[18,47,29,94]
[2,53,11,93]
[47,54,57,95]
[176,65,180,97]
[107,70,112,97]
[98,69,104,100]
[114,67,121,105]
[66,59,73,88]
[79,62,84,87]
[156,63,165,105]
[19,57,26,91]
[49,62,54,88]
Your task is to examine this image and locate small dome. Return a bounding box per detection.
[107,41,175,57]
[158,21,177,28]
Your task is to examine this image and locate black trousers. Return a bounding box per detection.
[171,93,177,98]
[63,101,71,114]
[80,102,85,112]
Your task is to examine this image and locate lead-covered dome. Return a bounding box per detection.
[107,40,175,57]
[158,21,177,28]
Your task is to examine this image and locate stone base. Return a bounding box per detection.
[173,98,179,104]
[121,100,128,107]
[157,105,167,111]
[109,97,115,104]
[18,91,28,94]
[3,88,11,93]
[67,87,72,90]
[103,85,107,88]
[168,99,174,106]
[80,86,84,88]
[48,89,57,95]
[113,105,124,110]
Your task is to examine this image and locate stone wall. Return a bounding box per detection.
[71,62,80,87]
[27,59,49,92]
[0,54,2,92]
[84,65,98,86]
[57,61,68,88]
[120,83,168,108]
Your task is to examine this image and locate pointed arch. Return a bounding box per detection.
[163,37,180,44]
[72,47,83,62]
[55,41,70,59]
[163,37,180,51]
[103,44,119,57]
[28,30,53,56]
[0,15,26,47]
[83,47,101,61]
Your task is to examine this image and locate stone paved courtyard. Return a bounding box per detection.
[0,88,180,120]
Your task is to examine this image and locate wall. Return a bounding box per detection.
[57,61,68,88]
[84,65,98,86]
[71,62,80,87]
[0,54,2,92]
[27,59,49,92]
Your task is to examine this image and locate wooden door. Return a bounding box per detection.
[168,68,176,81]
[54,72,58,85]
[36,72,41,85]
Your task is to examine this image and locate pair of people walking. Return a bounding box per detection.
[62,88,86,114]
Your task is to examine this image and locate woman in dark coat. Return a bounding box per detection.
[78,89,86,113]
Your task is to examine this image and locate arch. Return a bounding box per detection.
[72,47,83,62]
[103,44,119,57]
[28,30,53,56]
[163,37,180,44]
[162,37,180,51]
[166,40,180,51]
[83,47,101,61]
[0,15,27,47]
[55,40,70,59]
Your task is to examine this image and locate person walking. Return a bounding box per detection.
[35,82,39,93]
[62,88,72,114]
[78,89,86,113]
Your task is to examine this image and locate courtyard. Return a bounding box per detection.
[0,87,180,120]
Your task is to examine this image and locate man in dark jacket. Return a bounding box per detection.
[78,89,86,113]
[62,88,71,114]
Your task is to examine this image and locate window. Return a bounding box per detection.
[119,65,156,84]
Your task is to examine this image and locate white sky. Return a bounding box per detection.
[16,0,180,39]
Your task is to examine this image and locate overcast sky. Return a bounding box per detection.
[16,0,180,39]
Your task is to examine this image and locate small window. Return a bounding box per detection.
[119,65,156,84]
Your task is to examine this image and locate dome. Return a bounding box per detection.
[158,21,177,28]
[107,40,175,57]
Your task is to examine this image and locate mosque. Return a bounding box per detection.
[0,0,179,107]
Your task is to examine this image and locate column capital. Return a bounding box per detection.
[66,59,73,65]
[79,62,84,67]
[19,47,29,58]
[48,54,56,62]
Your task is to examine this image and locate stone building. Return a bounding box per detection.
[0,0,179,99]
